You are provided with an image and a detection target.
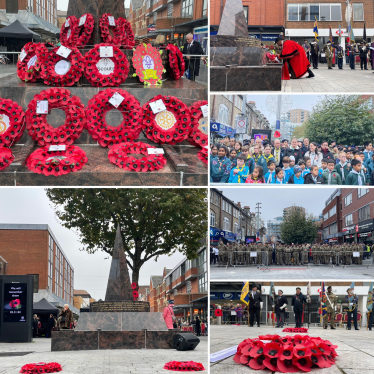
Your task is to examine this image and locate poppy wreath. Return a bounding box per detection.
[40,47,84,86]
[108,141,167,172]
[142,95,191,144]
[17,42,49,82]
[84,43,129,87]
[214,309,223,317]
[26,145,88,177]
[120,18,135,48]
[25,88,86,146]
[60,16,78,48]
[132,43,164,85]
[283,328,309,333]
[0,98,26,147]
[0,147,14,171]
[166,44,185,80]
[73,13,94,48]
[100,13,124,46]
[187,100,208,148]
[164,361,205,372]
[20,362,62,374]
[234,334,338,373]
[86,88,142,147]
[197,147,208,165]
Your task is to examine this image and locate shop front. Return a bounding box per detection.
[342,225,356,243]
[357,219,374,244]
[210,121,236,143]
[210,227,236,245]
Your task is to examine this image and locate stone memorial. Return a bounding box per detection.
[210,0,282,91]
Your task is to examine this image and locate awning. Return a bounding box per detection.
[174,17,208,29]
[33,289,80,316]
[33,298,59,314]
[0,20,41,39]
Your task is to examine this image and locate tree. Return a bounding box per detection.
[302,95,374,145]
[280,209,318,244]
[46,188,207,284]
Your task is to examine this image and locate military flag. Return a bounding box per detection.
[306,281,312,303]
[313,17,319,41]
[363,22,367,42]
[338,24,342,45]
[329,25,333,43]
[240,282,250,305]
[367,282,373,313]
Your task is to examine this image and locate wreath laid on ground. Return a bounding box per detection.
[60,16,78,48]
[188,100,208,148]
[20,362,62,374]
[120,18,135,48]
[0,98,25,148]
[99,13,123,46]
[234,334,338,372]
[40,47,84,86]
[25,88,86,146]
[0,147,14,171]
[74,13,95,47]
[132,43,164,85]
[84,43,129,86]
[166,44,185,80]
[164,361,205,372]
[17,42,49,82]
[108,141,167,172]
[26,145,88,177]
[85,88,142,147]
[197,147,208,164]
[142,95,191,144]
[282,328,308,333]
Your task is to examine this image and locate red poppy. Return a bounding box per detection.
[197,148,208,164]
[99,14,124,46]
[249,343,265,358]
[248,354,266,370]
[163,361,205,372]
[282,327,308,333]
[293,357,313,372]
[73,13,94,47]
[214,309,223,317]
[274,131,281,138]
[25,88,86,146]
[142,95,192,144]
[60,16,78,48]
[263,356,278,371]
[263,342,281,358]
[166,44,185,80]
[0,99,26,148]
[20,362,62,374]
[293,344,311,359]
[86,89,142,147]
[84,43,129,87]
[279,344,294,360]
[188,100,208,148]
[277,359,299,373]
[17,42,49,82]
[132,290,139,299]
[315,342,332,356]
[131,282,138,290]
[310,353,327,368]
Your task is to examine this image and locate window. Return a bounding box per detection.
[218,104,229,125]
[210,192,214,203]
[324,212,329,221]
[345,214,353,226]
[229,204,232,214]
[223,217,230,231]
[167,3,173,17]
[202,0,207,15]
[287,3,341,21]
[358,205,370,222]
[329,222,337,235]
[210,211,216,227]
[6,0,18,13]
[353,3,364,21]
[358,188,369,199]
[235,96,242,109]
[243,6,248,23]
[181,0,193,18]
[234,223,239,233]
[299,4,309,21]
[329,206,336,218]
[288,4,298,20]
[55,247,59,294]
[48,236,54,291]
[345,193,352,207]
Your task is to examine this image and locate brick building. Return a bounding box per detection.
[0,224,79,315]
[148,242,207,322]
[322,189,342,243]
[0,254,7,275]
[288,108,310,124]
[129,0,207,48]
[73,290,95,310]
[210,188,255,245]
[283,205,306,218]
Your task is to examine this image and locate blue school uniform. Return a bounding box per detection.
[229,157,237,170]
[283,167,292,183]
[245,156,255,174]
[301,169,309,177]
[264,170,276,184]
[318,167,327,178]
[210,156,231,183]
[293,174,305,184]
[271,177,285,184]
[228,166,249,184]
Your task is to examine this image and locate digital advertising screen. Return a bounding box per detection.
[3,283,27,323]
[245,236,256,244]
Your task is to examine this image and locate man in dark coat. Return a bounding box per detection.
[292,287,307,328]
[320,141,335,160]
[272,139,285,168]
[183,33,204,81]
[58,304,74,329]
[284,138,302,164]
[359,41,368,70]
[274,290,288,328]
[310,41,319,69]
[249,285,262,327]
[32,314,38,338]
[46,314,56,338]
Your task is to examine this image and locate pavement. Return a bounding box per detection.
[210,325,374,374]
[210,263,374,280]
[0,336,208,374]
[281,63,374,92]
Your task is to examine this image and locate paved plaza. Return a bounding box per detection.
[210,325,374,374]
[0,337,208,374]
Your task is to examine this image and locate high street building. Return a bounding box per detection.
[267,217,283,241]
[287,108,310,124]
[283,205,306,218]
[322,189,342,244]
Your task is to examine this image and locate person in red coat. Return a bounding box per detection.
[275,38,314,79]
[163,301,175,329]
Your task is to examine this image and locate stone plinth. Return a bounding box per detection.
[90,301,150,313]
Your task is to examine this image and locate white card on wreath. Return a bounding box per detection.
[49,145,66,152]
[19,49,27,62]
[27,55,38,69]
[109,92,125,108]
[200,105,208,118]
[36,100,49,114]
[147,148,165,155]
[79,15,87,26]
[108,16,116,26]
[100,46,113,58]
[65,19,70,27]
[149,100,167,114]
[56,46,72,58]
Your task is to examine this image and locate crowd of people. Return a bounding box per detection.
[210,136,374,185]
[210,241,373,266]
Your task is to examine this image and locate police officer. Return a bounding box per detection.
[324,286,337,329]
[292,287,307,328]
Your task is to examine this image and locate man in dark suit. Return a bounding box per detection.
[274,290,288,328]
[292,287,306,328]
[310,41,319,69]
[183,33,204,81]
[271,139,284,168]
[249,285,262,327]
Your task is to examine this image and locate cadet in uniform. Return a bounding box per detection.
[323,41,333,69]
[324,286,337,329]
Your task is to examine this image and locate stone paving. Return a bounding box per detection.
[210,325,374,374]
[210,263,374,280]
[0,336,208,374]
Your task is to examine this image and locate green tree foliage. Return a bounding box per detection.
[280,208,318,244]
[46,188,207,283]
[302,95,374,145]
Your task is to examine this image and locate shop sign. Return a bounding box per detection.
[358,219,374,233]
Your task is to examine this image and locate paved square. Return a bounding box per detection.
[210,325,374,374]
[0,337,208,374]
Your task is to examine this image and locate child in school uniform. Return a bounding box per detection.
[241,146,254,174]
[245,165,265,184]
[318,158,328,177]
[271,167,285,184]
[229,149,237,169]
[345,158,367,185]
[297,159,308,177]
[210,145,232,183]
[260,145,275,175]
[264,160,276,183]
[304,165,325,184]
[287,165,305,184]
[234,141,242,155]
[322,159,342,185]
[282,156,292,183]
[335,151,351,184]
[210,144,218,159]
[304,157,312,174]
[228,154,249,184]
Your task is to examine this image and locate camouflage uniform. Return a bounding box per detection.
[256,244,262,265]
[285,246,292,266]
[218,242,226,265]
[293,245,300,266]
[267,244,274,266]
[234,243,241,265]
[276,245,283,265]
[312,244,320,264]
[345,244,352,265]
[323,290,337,328]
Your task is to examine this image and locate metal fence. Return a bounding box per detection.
[213,251,269,270]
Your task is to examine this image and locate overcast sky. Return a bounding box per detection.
[57,0,131,11]
[220,187,339,224]
[0,188,185,301]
